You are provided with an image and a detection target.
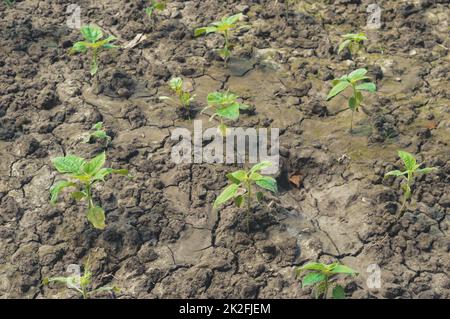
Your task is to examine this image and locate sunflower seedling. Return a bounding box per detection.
[202,91,250,136]
[296,262,357,299]
[326,68,376,133]
[71,25,117,76]
[194,13,248,65]
[214,161,277,230]
[338,32,367,58]
[43,257,119,299]
[50,152,129,229]
[145,1,166,25]
[384,150,437,214]
[84,122,111,145]
[160,77,195,119]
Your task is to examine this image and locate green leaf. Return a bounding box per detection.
[398,150,416,171]
[302,272,326,287]
[72,41,89,53]
[384,170,407,178]
[169,77,183,91]
[216,103,240,121]
[355,82,376,92]
[90,60,99,76]
[224,13,243,25]
[71,191,86,201]
[249,161,272,174]
[326,81,351,100]
[50,181,76,204]
[219,47,231,59]
[416,167,437,174]
[256,191,264,202]
[348,96,358,111]
[83,152,106,175]
[91,131,108,140]
[255,176,278,193]
[338,39,351,54]
[52,155,85,174]
[92,168,128,182]
[213,184,239,208]
[229,170,247,182]
[355,91,363,104]
[235,195,244,207]
[330,264,357,275]
[194,26,217,37]
[226,173,241,184]
[87,206,106,229]
[348,68,368,81]
[332,285,346,299]
[93,122,103,130]
[81,25,103,42]
[297,262,327,273]
[249,172,263,181]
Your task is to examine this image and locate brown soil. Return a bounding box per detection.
[0,0,449,299]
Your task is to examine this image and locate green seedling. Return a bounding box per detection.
[4,0,14,7]
[194,13,247,65]
[326,68,376,133]
[43,257,119,299]
[296,262,357,299]
[160,77,195,118]
[202,91,250,136]
[145,1,166,24]
[338,32,367,58]
[50,152,129,229]
[84,122,111,145]
[214,161,277,230]
[71,25,117,76]
[385,150,437,214]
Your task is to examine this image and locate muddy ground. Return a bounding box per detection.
[0,0,449,299]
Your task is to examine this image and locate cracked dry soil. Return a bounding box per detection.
[0,0,449,299]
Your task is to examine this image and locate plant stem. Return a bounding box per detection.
[246,180,251,232]
[350,110,354,134]
[224,31,229,67]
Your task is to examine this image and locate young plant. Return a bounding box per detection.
[71,25,117,76]
[338,32,367,57]
[160,77,195,119]
[145,1,166,24]
[43,257,119,299]
[4,0,14,7]
[214,161,277,229]
[194,13,246,65]
[202,91,250,136]
[296,262,357,299]
[384,150,437,213]
[326,68,376,133]
[84,122,111,145]
[50,152,129,230]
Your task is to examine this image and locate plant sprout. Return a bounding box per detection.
[43,257,119,299]
[296,262,357,299]
[385,151,437,214]
[202,91,250,136]
[71,25,117,76]
[50,152,129,229]
[338,32,367,57]
[194,13,247,65]
[326,68,376,133]
[4,0,14,7]
[214,161,277,230]
[160,77,195,119]
[145,1,166,24]
[84,122,111,145]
